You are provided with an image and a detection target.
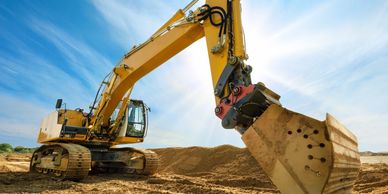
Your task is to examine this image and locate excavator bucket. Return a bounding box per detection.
[242,104,360,194]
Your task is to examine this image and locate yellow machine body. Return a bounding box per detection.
[37,101,146,145]
[31,0,360,192]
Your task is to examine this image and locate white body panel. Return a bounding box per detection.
[37,111,63,142]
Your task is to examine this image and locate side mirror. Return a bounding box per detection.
[56,99,63,109]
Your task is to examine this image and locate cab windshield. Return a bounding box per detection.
[125,101,146,137]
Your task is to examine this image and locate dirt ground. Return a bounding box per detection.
[0,145,387,194]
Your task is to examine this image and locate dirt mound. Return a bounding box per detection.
[153,145,265,177]
[152,145,276,191]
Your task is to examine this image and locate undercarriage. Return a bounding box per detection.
[30,143,159,181]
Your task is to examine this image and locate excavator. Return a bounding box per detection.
[30,0,361,193]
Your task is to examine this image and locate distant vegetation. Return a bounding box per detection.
[0,143,12,153]
[359,151,388,156]
[0,143,36,153]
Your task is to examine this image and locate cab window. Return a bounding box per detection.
[125,101,146,137]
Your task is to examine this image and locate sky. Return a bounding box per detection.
[0,0,387,152]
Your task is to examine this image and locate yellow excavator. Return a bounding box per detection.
[30,0,361,193]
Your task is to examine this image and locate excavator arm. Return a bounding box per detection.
[91,0,278,135]
[82,0,361,193]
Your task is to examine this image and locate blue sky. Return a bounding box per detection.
[0,0,387,151]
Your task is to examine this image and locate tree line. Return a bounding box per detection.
[0,143,36,153]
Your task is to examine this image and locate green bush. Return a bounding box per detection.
[14,146,25,153]
[0,143,13,153]
[14,146,36,153]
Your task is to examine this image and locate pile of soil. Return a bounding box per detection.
[153,145,276,192]
[153,145,266,176]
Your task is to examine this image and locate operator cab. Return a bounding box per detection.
[116,99,149,139]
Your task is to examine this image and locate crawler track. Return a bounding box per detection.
[30,143,159,181]
[30,143,91,181]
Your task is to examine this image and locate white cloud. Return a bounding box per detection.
[0,94,49,141]
[242,1,388,151]
[29,19,112,89]
[0,49,93,109]
[92,0,177,49]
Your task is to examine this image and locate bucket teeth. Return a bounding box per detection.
[242,104,360,194]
